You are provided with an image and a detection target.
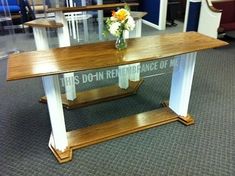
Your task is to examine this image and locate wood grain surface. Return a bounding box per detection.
[40,80,143,109]
[49,107,182,163]
[7,32,228,81]
[131,11,147,20]
[66,107,179,149]
[24,19,63,28]
[47,3,139,13]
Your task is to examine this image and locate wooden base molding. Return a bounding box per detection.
[40,80,143,109]
[49,145,72,163]
[161,100,169,108]
[178,115,195,126]
[162,100,195,126]
[50,107,194,163]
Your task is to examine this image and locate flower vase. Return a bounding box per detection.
[115,32,127,50]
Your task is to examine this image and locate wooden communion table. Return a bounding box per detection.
[7,32,227,163]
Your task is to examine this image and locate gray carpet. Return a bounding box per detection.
[0,29,235,175]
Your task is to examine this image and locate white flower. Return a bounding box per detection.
[110,16,117,22]
[105,7,136,38]
[109,22,121,37]
[125,16,135,31]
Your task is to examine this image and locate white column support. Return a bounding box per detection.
[82,0,89,42]
[42,75,68,152]
[130,19,142,38]
[169,52,197,117]
[55,11,71,46]
[183,0,191,32]
[123,17,143,85]
[32,27,49,50]
[66,0,73,37]
[118,65,129,89]
[31,14,69,153]
[63,72,77,100]
[55,11,77,101]
[129,18,142,82]
[82,16,89,41]
[75,19,80,41]
[32,26,68,152]
[159,0,168,30]
[129,63,141,82]
[69,0,77,39]
[97,0,104,40]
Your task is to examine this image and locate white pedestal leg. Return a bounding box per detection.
[97,0,104,40]
[68,0,77,40]
[121,19,143,85]
[81,0,89,42]
[68,20,72,37]
[55,12,70,49]
[42,75,68,152]
[64,72,77,100]
[129,19,142,82]
[135,19,142,37]
[71,14,77,40]
[75,20,80,42]
[55,11,77,101]
[118,65,129,89]
[32,27,68,152]
[83,15,89,41]
[130,19,142,38]
[129,63,141,82]
[169,52,197,117]
[32,27,49,50]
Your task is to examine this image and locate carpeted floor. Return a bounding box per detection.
[0,27,235,175]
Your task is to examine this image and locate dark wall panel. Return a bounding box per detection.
[139,0,160,25]
[186,1,201,31]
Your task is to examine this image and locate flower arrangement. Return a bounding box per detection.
[105,6,135,49]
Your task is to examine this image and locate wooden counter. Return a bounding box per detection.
[47,3,139,13]
[7,32,227,81]
[24,19,63,29]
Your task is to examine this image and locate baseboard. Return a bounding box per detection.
[142,20,161,30]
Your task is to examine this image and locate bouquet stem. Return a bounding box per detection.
[115,32,127,50]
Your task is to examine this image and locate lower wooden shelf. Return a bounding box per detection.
[49,107,194,163]
[40,80,143,109]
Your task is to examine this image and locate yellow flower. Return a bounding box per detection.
[115,9,130,22]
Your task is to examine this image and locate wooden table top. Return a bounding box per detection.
[131,11,147,20]
[47,3,139,13]
[24,19,63,29]
[7,32,228,81]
